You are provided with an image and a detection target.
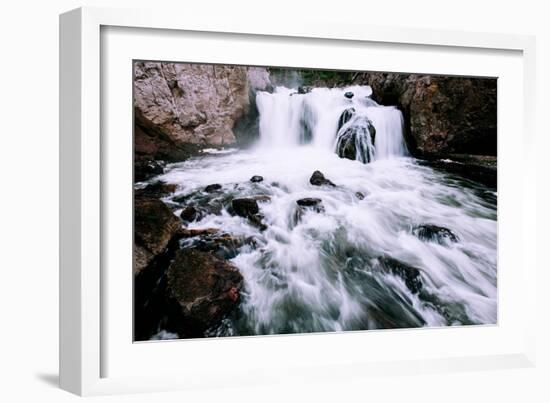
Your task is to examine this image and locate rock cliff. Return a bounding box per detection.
[355,72,497,157]
[134,62,270,162]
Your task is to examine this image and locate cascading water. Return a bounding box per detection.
[256,85,408,161]
[152,84,497,338]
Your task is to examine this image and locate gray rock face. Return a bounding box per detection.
[134,62,271,157]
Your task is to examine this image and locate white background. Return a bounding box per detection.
[1,0,548,401]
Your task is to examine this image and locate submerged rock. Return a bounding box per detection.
[134,197,181,275]
[250,175,264,183]
[204,183,222,193]
[344,91,354,99]
[378,256,423,294]
[413,225,459,244]
[297,86,312,94]
[309,170,336,187]
[166,249,243,334]
[355,192,365,200]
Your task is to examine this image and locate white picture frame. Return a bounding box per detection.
[59,6,537,396]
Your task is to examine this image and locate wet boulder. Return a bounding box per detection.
[180,205,202,223]
[231,198,267,230]
[296,197,323,208]
[134,158,164,182]
[135,181,176,198]
[378,256,423,294]
[134,197,181,274]
[166,249,243,335]
[309,170,336,187]
[179,230,256,260]
[337,107,356,131]
[355,192,365,200]
[344,91,354,99]
[413,225,459,244]
[231,197,259,217]
[297,86,312,94]
[250,175,264,183]
[335,117,376,163]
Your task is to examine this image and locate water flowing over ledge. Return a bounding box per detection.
[137,84,497,340]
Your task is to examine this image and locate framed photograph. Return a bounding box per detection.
[60,7,537,396]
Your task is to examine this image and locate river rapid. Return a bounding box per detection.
[152,85,497,337]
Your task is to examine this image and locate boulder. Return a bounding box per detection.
[180,206,201,223]
[413,225,459,244]
[344,91,354,99]
[309,170,336,187]
[135,181,176,198]
[180,230,256,260]
[134,197,181,274]
[335,117,376,163]
[355,192,365,200]
[378,256,423,294]
[134,157,164,182]
[231,197,260,217]
[337,107,355,131]
[166,249,244,333]
[297,86,312,94]
[296,197,323,207]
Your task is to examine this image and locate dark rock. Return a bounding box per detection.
[309,170,336,187]
[134,197,181,274]
[335,117,376,163]
[344,91,354,99]
[294,198,325,225]
[418,155,497,189]
[179,230,256,259]
[355,192,365,200]
[355,73,497,157]
[134,157,164,182]
[135,181,176,198]
[296,198,323,207]
[180,206,201,222]
[297,86,312,94]
[231,197,260,218]
[337,107,355,131]
[204,183,222,193]
[378,256,423,294]
[166,249,243,334]
[178,227,219,237]
[413,225,459,244]
[250,175,264,183]
[248,214,268,231]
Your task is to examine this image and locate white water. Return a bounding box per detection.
[156,85,497,336]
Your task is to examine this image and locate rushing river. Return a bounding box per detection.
[153,85,497,337]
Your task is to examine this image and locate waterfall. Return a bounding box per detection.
[147,83,497,339]
[255,85,408,162]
